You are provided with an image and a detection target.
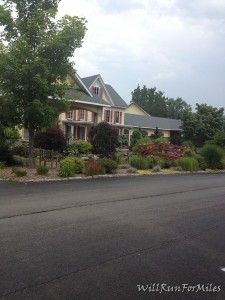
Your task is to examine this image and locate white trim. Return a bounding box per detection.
[71,73,93,97]
[70,100,111,107]
[123,124,182,131]
[90,75,115,105]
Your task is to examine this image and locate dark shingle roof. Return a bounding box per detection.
[124,114,182,131]
[105,84,127,108]
[81,75,99,88]
[65,88,109,106]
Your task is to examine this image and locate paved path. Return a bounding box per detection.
[0,174,225,299]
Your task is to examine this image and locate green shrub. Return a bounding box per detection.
[74,140,92,154]
[98,157,118,174]
[152,165,161,172]
[58,157,84,177]
[175,157,199,171]
[114,152,126,164]
[182,140,194,149]
[0,142,15,166]
[84,161,106,176]
[64,143,79,156]
[200,144,225,169]
[175,166,183,171]
[183,149,195,157]
[146,155,169,169]
[0,161,6,169]
[5,127,20,140]
[36,165,49,175]
[162,158,173,169]
[129,155,149,170]
[12,167,27,177]
[12,144,29,157]
[195,155,207,170]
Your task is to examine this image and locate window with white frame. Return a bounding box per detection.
[80,110,85,120]
[94,87,100,96]
[115,111,120,123]
[67,111,73,119]
[106,110,111,123]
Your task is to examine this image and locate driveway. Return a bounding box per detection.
[0,174,225,299]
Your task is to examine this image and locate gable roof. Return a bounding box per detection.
[124,114,182,131]
[81,75,99,89]
[125,102,150,116]
[81,75,127,108]
[65,88,110,106]
[105,84,127,108]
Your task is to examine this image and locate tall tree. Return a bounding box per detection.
[181,103,224,146]
[131,85,190,118]
[0,0,87,167]
[166,97,192,119]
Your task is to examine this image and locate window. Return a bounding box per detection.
[67,111,73,119]
[106,110,111,123]
[123,128,129,135]
[94,87,99,96]
[114,111,122,124]
[80,110,85,120]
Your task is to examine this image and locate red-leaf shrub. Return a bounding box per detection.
[34,126,66,152]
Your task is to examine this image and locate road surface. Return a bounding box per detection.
[0,173,225,299]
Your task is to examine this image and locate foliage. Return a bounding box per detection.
[36,165,49,175]
[120,135,129,146]
[130,129,142,148]
[182,140,195,149]
[151,127,163,139]
[84,161,106,176]
[98,158,118,174]
[195,155,207,171]
[183,149,195,157]
[114,152,126,164]
[200,144,224,169]
[63,143,79,156]
[0,0,87,167]
[88,122,119,157]
[73,140,92,154]
[147,155,164,168]
[129,155,149,170]
[212,130,225,148]
[170,134,182,146]
[152,165,161,172]
[0,161,6,169]
[132,136,153,154]
[0,141,15,166]
[175,157,199,171]
[4,127,20,140]
[34,126,67,152]
[12,144,29,157]
[11,167,27,177]
[131,85,191,118]
[181,104,224,146]
[58,157,84,177]
[175,166,183,171]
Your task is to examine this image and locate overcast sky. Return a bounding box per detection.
[58,0,225,110]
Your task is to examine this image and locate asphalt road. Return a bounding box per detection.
[0,173,225,300]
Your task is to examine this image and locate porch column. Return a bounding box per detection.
[128,129,131,147]
[84,126,88,141]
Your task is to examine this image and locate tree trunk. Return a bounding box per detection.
[28,128,35,168]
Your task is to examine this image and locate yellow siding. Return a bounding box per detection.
[125,103,149,116]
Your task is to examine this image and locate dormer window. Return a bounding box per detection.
[94,87,100,96]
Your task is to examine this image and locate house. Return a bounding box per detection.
[58,73,182,145]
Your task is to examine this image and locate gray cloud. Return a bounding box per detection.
[98,0,145,13]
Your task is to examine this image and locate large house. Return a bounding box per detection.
[58,73,181,145]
